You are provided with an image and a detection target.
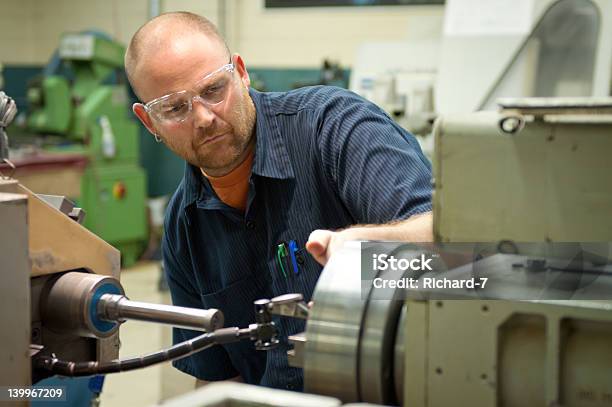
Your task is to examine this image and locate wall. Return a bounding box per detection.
[234,0,444,67]
[0,0,444,68]
[0,0,219,65]
[0,0,36,65]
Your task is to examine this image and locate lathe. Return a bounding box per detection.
[162,98,612,407]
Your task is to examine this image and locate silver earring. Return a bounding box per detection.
[154,134,162,143]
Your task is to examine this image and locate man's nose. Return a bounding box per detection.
[191,96,215,128]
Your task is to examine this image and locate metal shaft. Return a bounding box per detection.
[98,294,224,332]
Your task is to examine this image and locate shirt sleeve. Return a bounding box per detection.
[162,216,240,381]
[317,90,432,223]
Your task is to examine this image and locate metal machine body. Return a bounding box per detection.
[0,177,246,387]
[288,243,612,407]
[16,33,148,266]
[156,241,612,407]
[0,178,122,385]
[0,192,30,400]
[402,298,612,407]
[301,242,402,405]
[433,98,612,242]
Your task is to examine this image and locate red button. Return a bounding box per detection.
[113,182,126,200]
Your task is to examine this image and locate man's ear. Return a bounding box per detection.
[233,53,251,88]
[133,103,157,135]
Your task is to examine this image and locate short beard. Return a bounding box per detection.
[194,86,256,174]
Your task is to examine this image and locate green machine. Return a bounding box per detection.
[26,33,147,266]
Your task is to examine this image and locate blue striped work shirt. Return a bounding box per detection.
[163,86,432,391]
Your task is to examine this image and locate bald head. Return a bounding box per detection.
[125,12,230,100]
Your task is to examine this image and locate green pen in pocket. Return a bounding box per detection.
[276,242,288,278]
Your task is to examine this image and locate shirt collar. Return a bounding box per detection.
[181,163,203,210]
[181,88,295,210]
[249,88,295,180]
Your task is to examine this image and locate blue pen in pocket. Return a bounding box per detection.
[288,240,300,275]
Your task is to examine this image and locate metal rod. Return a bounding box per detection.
[98,294,224,332]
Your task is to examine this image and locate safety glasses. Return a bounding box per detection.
[144,62,235,123]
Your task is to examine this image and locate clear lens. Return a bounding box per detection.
[198,76,231,104]
[156,92,190,121]
[146,64,235,123]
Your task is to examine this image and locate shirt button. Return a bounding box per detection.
[246,220,255,229]
[286,383,294,390]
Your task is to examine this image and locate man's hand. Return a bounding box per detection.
[306,229,352,266]
[306,212,433,266]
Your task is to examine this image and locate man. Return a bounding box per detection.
[126,11,433,391]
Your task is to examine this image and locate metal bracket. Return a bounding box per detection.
[267,293,310,319]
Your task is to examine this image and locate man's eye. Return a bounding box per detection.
[164,103,187,113]
[203,85,223,95]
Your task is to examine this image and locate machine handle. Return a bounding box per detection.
[98,294,224,332]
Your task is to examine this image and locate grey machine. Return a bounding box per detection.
[291,98,612,407]
[161,98,612,407]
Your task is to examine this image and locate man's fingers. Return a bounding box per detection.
[306,229,332,254]
[306,229,333,265]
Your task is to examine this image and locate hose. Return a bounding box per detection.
[36,327,250,377]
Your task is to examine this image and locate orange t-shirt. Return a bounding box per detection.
[201,147,254,212]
